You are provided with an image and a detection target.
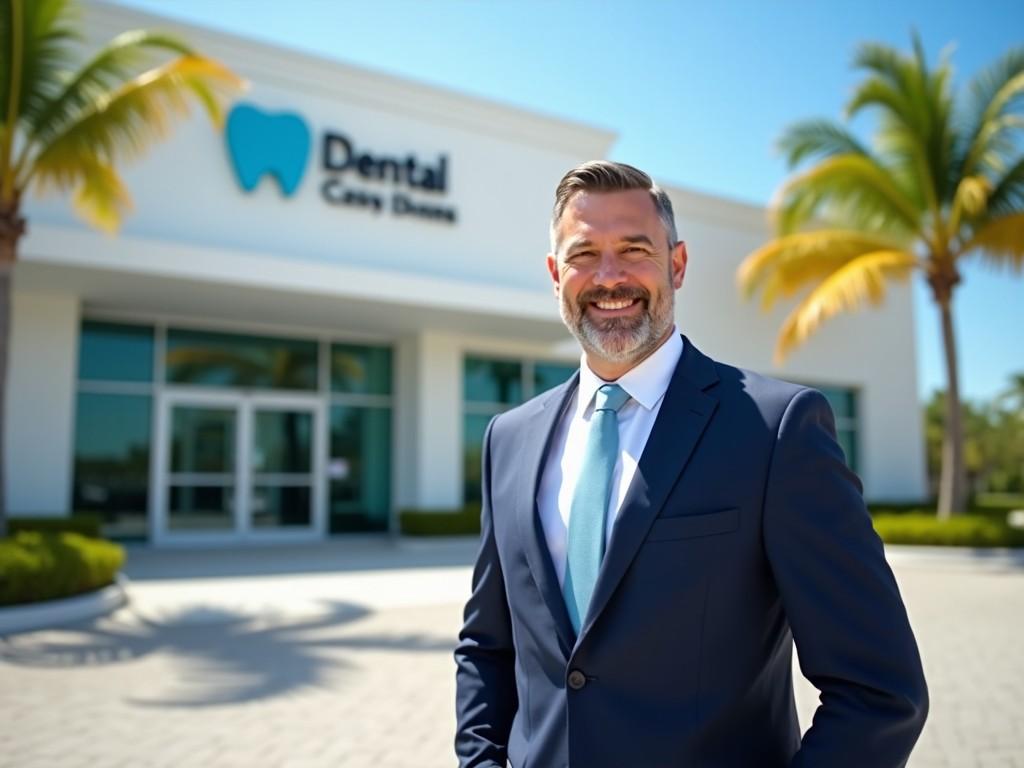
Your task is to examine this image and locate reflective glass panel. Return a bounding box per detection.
[464,358,522,405]
[252,485,312,528]
[72,392,151,539]
[534,362,577,395]
[463,413,492,505]
[330,343,392,395]
[837,429,858,474]
[171,407,235,474]
[166,329,318,390]
[78,321,154,383]
[328,406,391,532]
[168,485,233,530]
[252,410,313,473]
[820,386,856,420]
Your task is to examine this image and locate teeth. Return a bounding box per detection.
[595,300,635,310]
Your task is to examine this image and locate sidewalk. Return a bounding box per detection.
[1,539,1022,767]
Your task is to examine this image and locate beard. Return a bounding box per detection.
[559,281,675,366]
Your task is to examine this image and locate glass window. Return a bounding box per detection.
[72,392,151,539]
[170,406,236,474]
[463,413,492,505]
[78,321,154,383]
[329,405,391,532]
[166,328,318,390]
[253,410,313,474]
[330,343,392,395]
[819,386,856,421]
[464,357,522,405]
[534,362,577,395]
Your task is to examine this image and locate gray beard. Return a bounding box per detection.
[560,287,675,366]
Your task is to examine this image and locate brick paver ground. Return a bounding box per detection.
[1,540,1021,767]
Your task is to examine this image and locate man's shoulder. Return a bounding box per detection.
[694,345,821,422]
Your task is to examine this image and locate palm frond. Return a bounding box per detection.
[1,0,79,126]
[774,153,921,236]
[777,119,869,168]
[985,155,1024,216]
[70,153,131,232]
[773,250,919,363]
[962,212,1024,272]
[956,46,1024,180]
[30,54,242,229]
[738,229,909,303]
[28,29,198,143]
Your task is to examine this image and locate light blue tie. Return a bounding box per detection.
[563,383,631,633]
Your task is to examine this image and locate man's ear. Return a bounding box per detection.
[546,252,561,297]
[671,241,688,290]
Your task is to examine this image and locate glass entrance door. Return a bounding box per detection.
[156,393,322,543]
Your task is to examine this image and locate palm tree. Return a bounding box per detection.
[737,38,1024,518]
[0,0,243,536]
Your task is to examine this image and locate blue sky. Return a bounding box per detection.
[110,0,1024,404]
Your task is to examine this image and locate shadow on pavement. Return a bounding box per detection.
[122,537,479,581]
[0,599,455,708]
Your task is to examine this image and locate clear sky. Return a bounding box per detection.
[110,0,1024,404]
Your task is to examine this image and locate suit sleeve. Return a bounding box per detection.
[454,415,518,768]
[762,388,928,767]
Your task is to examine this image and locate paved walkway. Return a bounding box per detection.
[1,540,1022,767]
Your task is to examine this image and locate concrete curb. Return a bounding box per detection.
[0,574,129,636]
[884,544,1024,570]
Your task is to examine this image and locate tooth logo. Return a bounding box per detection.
[225,103,312,197]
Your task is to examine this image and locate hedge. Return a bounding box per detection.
[0,531,125,606]
[872,513,1024,548]
[9,515,102,538]
[400,505,482,536]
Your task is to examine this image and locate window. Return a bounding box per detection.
[73,322,155,540]
[817,386,859,474]
[328,342,393,532]
[463,357,576,504]
[165,328,318,390]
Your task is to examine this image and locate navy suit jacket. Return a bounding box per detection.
[455,336,928,767]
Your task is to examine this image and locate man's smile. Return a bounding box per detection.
[587,297,645,318]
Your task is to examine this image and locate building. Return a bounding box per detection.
[6,2,926,545]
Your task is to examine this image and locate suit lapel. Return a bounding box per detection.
[517,372,579,656]
[578,337,720,643]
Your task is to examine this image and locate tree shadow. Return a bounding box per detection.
[0,599,456,708]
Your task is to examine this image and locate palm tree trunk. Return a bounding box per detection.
[936,294,968,518]
[0,253,10,539]
[0,203,24,539]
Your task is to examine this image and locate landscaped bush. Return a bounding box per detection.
[400,505,482,536]
[872,513,1024,548]
[9,515,102,538]
[0,531,125,606]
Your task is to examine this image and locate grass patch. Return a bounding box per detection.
[0,531,125,606]
[400,505,482,536]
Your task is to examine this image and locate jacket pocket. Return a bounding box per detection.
[645,507,740,542]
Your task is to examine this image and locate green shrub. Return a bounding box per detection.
[9,515,102,538]
[872,513,1024,548]
[400,505,482,536]
[0,531,125,606]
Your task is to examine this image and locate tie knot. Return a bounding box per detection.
[594,383,630,414]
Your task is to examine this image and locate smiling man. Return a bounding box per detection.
[455,161,928,768]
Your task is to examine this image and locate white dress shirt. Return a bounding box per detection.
[538,331,684,587]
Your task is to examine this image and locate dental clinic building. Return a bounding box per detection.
[6,2,927,545]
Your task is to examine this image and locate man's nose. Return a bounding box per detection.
[592,252,627,288]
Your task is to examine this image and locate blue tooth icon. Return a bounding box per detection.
[225,103,311,197]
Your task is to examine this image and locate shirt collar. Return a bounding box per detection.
[576,330,684,417]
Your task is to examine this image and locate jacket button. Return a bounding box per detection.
[567,670,587,690]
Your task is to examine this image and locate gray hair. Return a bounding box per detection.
[550,160,677,251]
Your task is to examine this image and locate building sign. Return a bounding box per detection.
[225,102,457,224]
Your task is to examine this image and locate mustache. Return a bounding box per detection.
[577,286,650,306]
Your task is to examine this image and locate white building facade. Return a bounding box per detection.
[5,3,926,545]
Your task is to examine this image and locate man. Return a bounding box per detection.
[454,161,928,767]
